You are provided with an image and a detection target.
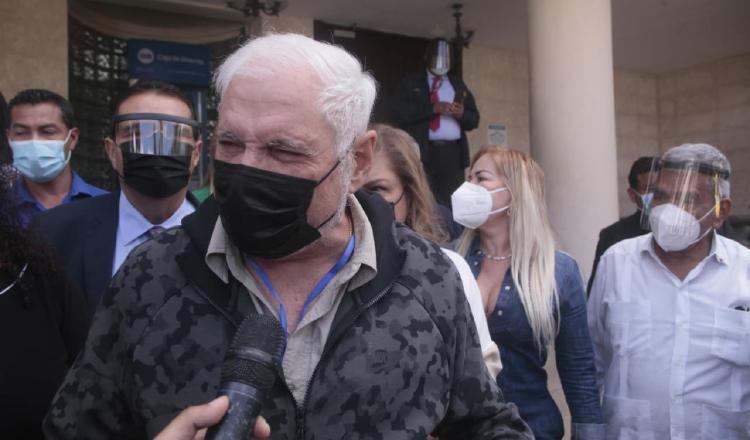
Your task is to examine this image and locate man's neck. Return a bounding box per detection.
[257,209,353,271]
[122,184,188,225]
[653,232,714,281]
[250,209,354,333]
[23,166,73,209]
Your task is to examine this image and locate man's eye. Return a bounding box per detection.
[219,140,242,150]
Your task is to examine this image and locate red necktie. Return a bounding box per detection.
[429,76,443,132]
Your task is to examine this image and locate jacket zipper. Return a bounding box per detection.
[295,282,395,439]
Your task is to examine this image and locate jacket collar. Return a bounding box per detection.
[178,190,405,323]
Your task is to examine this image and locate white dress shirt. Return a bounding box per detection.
[426,70,462,141]
[112,191,195,275]
[588,232,750,439]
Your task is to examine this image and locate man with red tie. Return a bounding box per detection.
[391,38,480,207]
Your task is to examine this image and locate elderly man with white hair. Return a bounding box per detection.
[588,143,750,439]
[44,33,532,439]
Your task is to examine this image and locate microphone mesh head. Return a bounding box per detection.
[221,313,285,390]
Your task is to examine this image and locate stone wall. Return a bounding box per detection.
[463,45,531,155]
[613,70,661,216]
[0,0,68,99]
[658,54,750,216]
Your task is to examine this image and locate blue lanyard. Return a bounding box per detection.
[246,234,356,343]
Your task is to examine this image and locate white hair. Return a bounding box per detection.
[214,33,377,158]
[663,143,731,198]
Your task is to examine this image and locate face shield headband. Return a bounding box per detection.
[641,158,729,235]
[112,112,201,157]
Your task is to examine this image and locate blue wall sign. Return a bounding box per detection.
[127,39,211,87]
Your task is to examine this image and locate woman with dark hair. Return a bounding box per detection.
[0,92,11,164]
[0,165,89,438]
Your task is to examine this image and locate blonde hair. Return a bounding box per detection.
[457,145,559,351]
[371,123,448,244]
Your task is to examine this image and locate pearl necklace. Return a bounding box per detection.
[478,249,512,261]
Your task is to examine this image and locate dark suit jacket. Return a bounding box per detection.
[37,192,199,315]
[390,71,480,167]
[587,211,648,294]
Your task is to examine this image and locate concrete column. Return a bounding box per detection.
[528,0,619,279]
[0,0,68,98]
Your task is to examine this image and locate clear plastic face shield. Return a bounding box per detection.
[112,112,200,157]
[428,40,452,76]
[642,159,728,247]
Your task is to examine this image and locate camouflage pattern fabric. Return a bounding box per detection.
[44,193,532,439]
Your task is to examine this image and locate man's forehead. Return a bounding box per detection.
[217,74,334,148]
[655,169,710,192]
[10,102,65,126]
[117,93,192,119]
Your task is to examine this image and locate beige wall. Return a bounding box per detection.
[463,45,531,155]
[658,53,750,216]
[258,15,314,37]
[463,45,750,217]
[463,45,659,217]
[613,70,661,216]
[0,0,68,99]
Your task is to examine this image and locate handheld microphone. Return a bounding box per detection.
[206,313,285,440]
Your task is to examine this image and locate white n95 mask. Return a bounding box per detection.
[649,203,713,252]
[451,181,510,229]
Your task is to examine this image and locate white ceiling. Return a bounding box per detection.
[96,0,750,73]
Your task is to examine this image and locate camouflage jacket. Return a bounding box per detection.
[44,192,532,440]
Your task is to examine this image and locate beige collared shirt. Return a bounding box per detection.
[206,194,377,404]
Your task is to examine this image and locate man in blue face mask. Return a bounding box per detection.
[7,89,107,227]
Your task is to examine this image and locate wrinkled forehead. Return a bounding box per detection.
[217,69,335,147]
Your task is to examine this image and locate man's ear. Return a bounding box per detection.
[67,127,80,152]
[104,138,122,176]
[713,199,732,229]
[347,130,376,193]
[626,187,640,207]
[190,140,203,172]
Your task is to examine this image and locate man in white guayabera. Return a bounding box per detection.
[588,142,750,439]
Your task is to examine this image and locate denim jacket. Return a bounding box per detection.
[465,239,604,439]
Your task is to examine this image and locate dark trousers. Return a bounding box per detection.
[424,139,465,208]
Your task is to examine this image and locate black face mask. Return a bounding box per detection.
[389,191,405,213]
[121,151,192,198]
[213,158,341,259]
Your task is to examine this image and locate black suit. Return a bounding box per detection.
[390,71,479,206]
[587,211,649,294]
[37,192,199,315]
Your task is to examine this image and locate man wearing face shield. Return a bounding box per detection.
[587,143,750,439]
[37,80,202,314]
[391,38,480,207]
